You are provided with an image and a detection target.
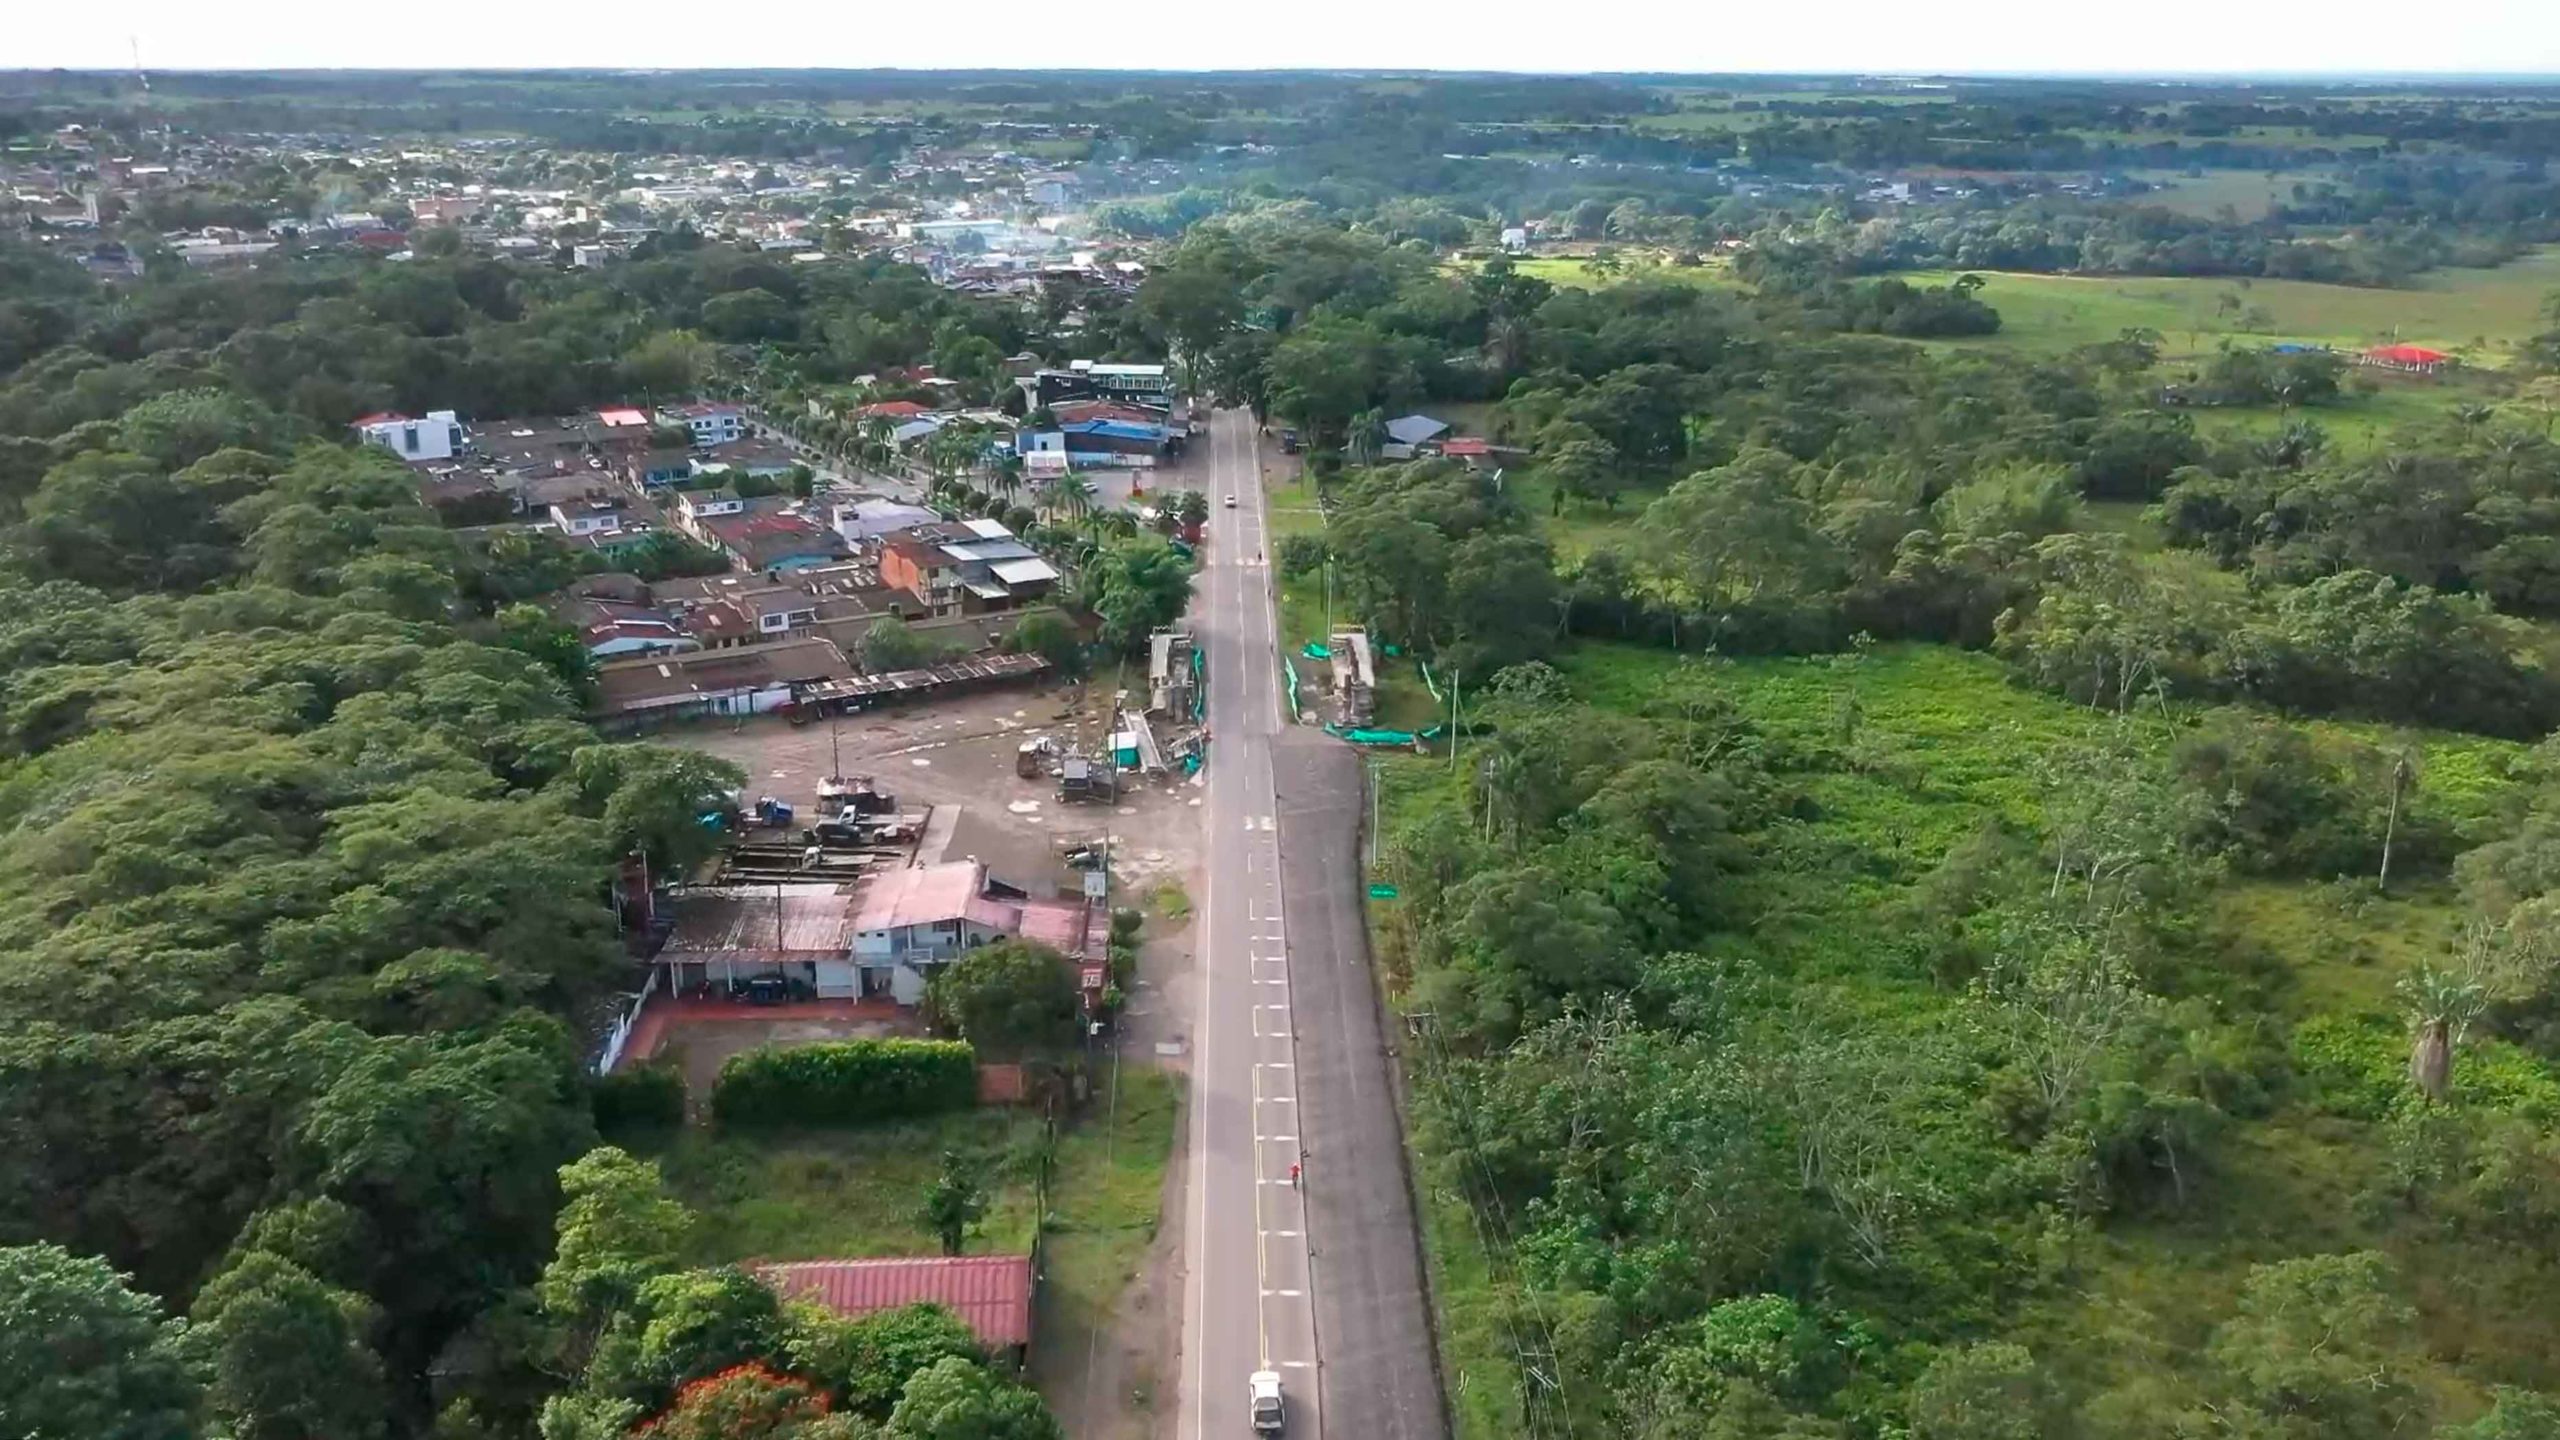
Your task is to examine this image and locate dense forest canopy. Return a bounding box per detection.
[0,230,1081,1438]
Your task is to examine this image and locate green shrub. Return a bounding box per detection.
[594,1065,686,1132]
[2291,1013,2405,1121]
[711,1039,977,1128]
[1110,908,1144,943]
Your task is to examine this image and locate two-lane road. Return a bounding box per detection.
[1183,409,1321,1438]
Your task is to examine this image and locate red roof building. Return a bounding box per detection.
[862,400,930,419]
[759,1256,1035,1352]
[2362,343,2454,373]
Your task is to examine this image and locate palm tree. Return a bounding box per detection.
[2399,959,2487,1105]
[1347,409,1389,469]
[1039,472,1094,523]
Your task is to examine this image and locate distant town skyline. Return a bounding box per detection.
[11,0,2560,80]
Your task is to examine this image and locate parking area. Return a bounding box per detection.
[660,676,1205,905]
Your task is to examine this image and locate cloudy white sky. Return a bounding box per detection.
[9,0,2560,75]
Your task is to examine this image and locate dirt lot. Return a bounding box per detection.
[653,674,1202,1440]
[667,676,1201,904]
[655,1011,919,1105]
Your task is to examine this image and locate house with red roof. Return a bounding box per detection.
[758,1256,1035,1362]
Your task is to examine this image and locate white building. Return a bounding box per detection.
[352,410,463,462]
[550,499,626,539]
[662,402,746,447]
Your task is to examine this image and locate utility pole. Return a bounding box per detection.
[1447,669,1461,771]
[1366,756,1381,868]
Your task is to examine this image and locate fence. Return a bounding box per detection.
[591,966,661,1076]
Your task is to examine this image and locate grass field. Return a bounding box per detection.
[1906,248,2560,363]
[1504,246,2559,371]
[2127,168,2312,221]
[641,1070,1179,1389]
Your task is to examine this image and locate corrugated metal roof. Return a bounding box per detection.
[853,860,987,933]
[662,884,862,957]
[759,1255,1034,1349]
[1385,414,1449,445]
[989,557,1059,585]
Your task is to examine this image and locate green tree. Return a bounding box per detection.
[2208,1250,2420,1439]
[788,1304,982,1417]
[540,1147,695,1339]
[1080,534,1194,652]
[858,617,950,674]
[920,1152,988,1258]
[925,940,1079,1056]
[188,1251,389,1440]
[1905,1342,2056,1440]
[1005,611,1084,677]
[626,331,715,401]
[2442,1389,2560,1439]
[496,603,596,705]
[885,1357,1061,1440]
[1543,436,1624,514]
[1443,531,1561,676]
[589,1267,788,1406]
[117,388,288,469]
[567,744,749,879]
[0,1243,201,1440]
[702,289,796,344]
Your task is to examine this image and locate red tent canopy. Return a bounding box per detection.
[2368,344,2452,364]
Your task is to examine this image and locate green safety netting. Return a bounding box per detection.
[1418,657,1443,702]
[1301,642,1332,660]
[1283,656,1302,713]
[1323,723,1447,746]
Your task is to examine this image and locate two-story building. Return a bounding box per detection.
[662,401,747,448]
[673,488,749,542]
[876,520,1059,618]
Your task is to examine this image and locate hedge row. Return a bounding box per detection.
[593,1065,686,1132]
[710,1038,978,1127]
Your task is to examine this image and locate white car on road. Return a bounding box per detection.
[1248,1371,1285,1433]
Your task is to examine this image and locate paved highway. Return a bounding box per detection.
[1182,408,1320,1438]
[1177,410,1447,1440]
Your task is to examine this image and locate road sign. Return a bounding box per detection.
[1367,883,1399,899]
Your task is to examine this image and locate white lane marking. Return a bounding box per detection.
[1281,1361,1314,1370]
[1263,1289,1305,1298]
[1258,1134,1298,1143]
[1260,1061,1292,1070]
[1269,1229,1302,1238]
[1260,1094,1296,1103]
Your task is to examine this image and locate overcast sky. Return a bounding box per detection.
[11,0,2560,77]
